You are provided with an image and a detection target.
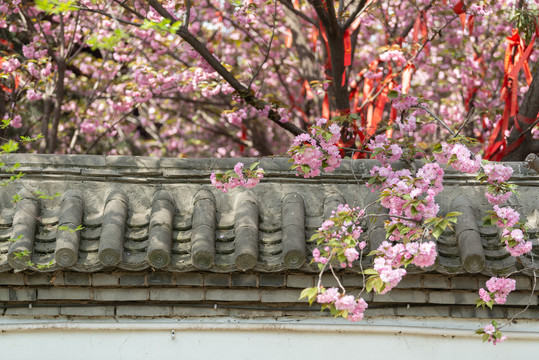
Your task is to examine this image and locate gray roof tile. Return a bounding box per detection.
[0,155,538,276]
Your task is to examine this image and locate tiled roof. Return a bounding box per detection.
[0,154,538,276]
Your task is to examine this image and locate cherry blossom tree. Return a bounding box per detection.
[0,0,537,158]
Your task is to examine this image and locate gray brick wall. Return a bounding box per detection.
[231,274,257,287]
[92,273,119,286]
[1,270,538,321]
[204,274,230,287]
[287,275,313,288]
[64,273,90,286]
[148,272,173,286]
[25,274,52,286]
[174,273,203,286]
[119,273,147,286]
[206,289,260,302]
[116,305,172,317]
[38,288,91,300]
[150,288,204,301]
[0,273,25,285]
[373,290,427,303]
[93,288,148,301]
[261,289,305,303]
[60,306,114,316]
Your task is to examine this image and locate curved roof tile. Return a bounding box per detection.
[0,154,538,276]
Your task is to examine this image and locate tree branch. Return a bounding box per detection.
[248,0,278,89]
[185,0,192,29]
[277,0,317,26]
[307,0,331,30]
[342,0,369,29]
[48,13,66,153]
[324,0,340,30]
[145,0,305,136]
[416,105,456,137]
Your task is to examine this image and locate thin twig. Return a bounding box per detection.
[514,116,539,140]
[359,15,458,110]
[416,105,456,137]
[75,5,141,26]
[343,0,372,29]
[340,147,372,154]
[329,264,346,293]
[316,252,333,289]
[277,0,318,26]
[248,0,278,89]
[357,247,367,298]
[501,252,537,329]
[185,0,192,29]
[454,107,476,137]
[360,213,420,223]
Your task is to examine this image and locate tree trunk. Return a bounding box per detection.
[502,65,539,161]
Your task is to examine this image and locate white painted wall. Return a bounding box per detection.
[1,317,538,360]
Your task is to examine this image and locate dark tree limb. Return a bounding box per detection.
[277,0,318,26]
[307,0,331,30]
[502,64,539,160]
[342,0,369,29]
[48,13,66,153]
[140,1,305,137]
[324,0,340,30]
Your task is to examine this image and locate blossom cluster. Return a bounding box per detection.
[434,142,482,174]
[2,114,22,129]
[391,93,419,113]
[379,49,406,64]
[311,204,366,269]
[476,321,506,345]
[210,162,264,193]
[368,162,444,236]
[483,324,506,345]
[479,162,514,205]
[367,135,402,165]
[372,240,437,294]
[316,287,368,322]
[478,277,516,306]
[288,118,342,178]
[501,228,532,257]
[389,85,420,113]
[490,205,532,257]
[469,3,494,17]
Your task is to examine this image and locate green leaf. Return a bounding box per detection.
[35,0,77,14]
[432,143,442,153]
[249,161,260,170]
[367,250,381,257]
[388,90,399,99]
[1,140,19,153]
[362,268,379,276]
[374,277,384,293]
[299,287,319,305]
[385,223,398,238]
[432,225,443,239]
[366,276,376,293]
